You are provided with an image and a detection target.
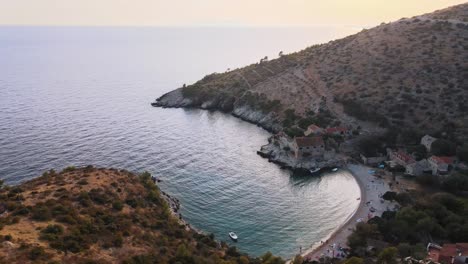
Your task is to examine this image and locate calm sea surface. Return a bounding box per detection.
[0,26,360,258]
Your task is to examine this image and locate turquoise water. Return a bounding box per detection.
[0,26,360,258]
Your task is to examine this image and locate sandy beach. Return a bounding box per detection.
[300,164,397,261]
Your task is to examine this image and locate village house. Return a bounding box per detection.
[388,149,416,167]
[421,135,437,152]
[428,156,457,175]
[304,124,324,136]
[427,243,468,264]
[325,127,351,137]
[293,136,325,159]
[405,159,431,176]
[386,148,431,175]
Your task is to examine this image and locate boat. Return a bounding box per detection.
[331,167,338,172]
[309,167,321,174]
[228,232,238,241]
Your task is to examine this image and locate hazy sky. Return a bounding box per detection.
[0,0,466,27]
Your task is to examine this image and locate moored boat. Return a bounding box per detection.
[228,232,238,241]
[309,167,321,174]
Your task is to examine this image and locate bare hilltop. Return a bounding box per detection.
[155,3,468,142]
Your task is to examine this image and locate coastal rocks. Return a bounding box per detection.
[153,88,193,108]
[152,89,282,133]
[258,135,347,173]
[231,105,282,133]
[161,191,181,213]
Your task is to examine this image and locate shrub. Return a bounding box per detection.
[62,166,76,173]
[31,204,52,221]
[431,139,456,156]
[29,246,48,260]
[40,224,64,241]
[112,201,124,211]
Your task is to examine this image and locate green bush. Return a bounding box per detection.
[31,204,52,221]
[29,246,48,260]
[431,139,456,156]
[112,201,124,211]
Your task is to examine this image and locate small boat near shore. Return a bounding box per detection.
[331,167,338,172]
[228,232,238,241]
[309,167,321,174]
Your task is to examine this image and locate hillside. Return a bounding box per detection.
[154,3,468,141]
[0,167,284,264]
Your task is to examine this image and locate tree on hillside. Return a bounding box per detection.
[457,144,468,162]
[377,247,398,264]
[431,139,456,156]
[358,137,384,157]
[382,191,397,201]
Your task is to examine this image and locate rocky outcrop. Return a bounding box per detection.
[153,88,194,108]
[257,135,348,173]
[153,89,282,133]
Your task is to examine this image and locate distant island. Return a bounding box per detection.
[152,3,468,264]
[0,166,285,264]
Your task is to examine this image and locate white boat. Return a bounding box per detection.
[229,232,238,241]
[310,167,321,174]
[332,168,338,172]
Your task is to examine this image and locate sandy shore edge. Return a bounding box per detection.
[295,163,395,263]
[296,164,366,261]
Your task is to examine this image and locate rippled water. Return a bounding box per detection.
[0,26,360,258]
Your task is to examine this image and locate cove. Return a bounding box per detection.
[0,26,360,258]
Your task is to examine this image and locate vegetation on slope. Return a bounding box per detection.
[0,166,284,264]
[340,171,468,263]
[161,3,468,141]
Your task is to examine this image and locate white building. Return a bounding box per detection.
[421,135,437,152]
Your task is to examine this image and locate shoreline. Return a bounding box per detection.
[299,164,366,260]
[152,103,388,261]
[301,164,396,261]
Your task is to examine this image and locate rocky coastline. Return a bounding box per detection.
[257,134,348,174]
[154,88,282,133]
[160,190,198,232]
[154,90,347,174]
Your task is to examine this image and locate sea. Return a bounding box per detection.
[0,26,360,258]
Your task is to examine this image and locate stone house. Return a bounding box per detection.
[304,124,324,136]
[428,156,457,175]
[421,135,437,152]
[293,136,325,158]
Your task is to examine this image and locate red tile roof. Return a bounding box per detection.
[437,243,468,263]
[431,156,456,165]
[396,150,415,164]
[294,136,324,147]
